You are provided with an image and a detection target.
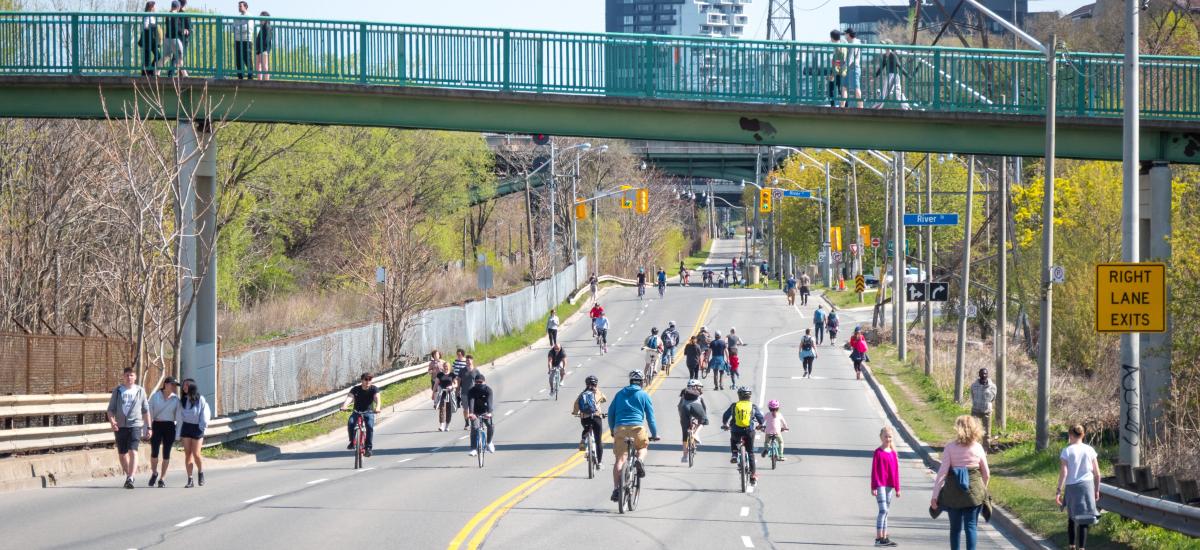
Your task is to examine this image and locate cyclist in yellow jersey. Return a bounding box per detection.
[721,387,765,486]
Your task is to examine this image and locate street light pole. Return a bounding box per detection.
[824,162,833,289]
[954,156,976,403]
[1035,36,1057,452]
[549,141,557,302]
[1120,3,1142,467]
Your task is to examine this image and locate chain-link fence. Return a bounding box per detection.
[218,261,586,413]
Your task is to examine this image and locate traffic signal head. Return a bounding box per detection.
[759,188,773,213]
[532,134,550,146]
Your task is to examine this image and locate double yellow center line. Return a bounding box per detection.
[447,298,713,550]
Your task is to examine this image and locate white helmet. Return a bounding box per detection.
[687,379,701,388]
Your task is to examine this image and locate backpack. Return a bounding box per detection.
[577,390,598,415]
[733,401,753,428]
[645,335,659,349]
[814,310,826,325]
[802,336,814,351]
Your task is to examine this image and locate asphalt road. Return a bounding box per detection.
[0,239,1019,550]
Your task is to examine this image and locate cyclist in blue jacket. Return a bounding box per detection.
[607,370,659,502]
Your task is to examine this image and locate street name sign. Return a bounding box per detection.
[1095,263,1166,333]
[903,213,959,226]
[781,190,812,199]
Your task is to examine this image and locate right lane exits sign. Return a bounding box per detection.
[1095,263,1166,333]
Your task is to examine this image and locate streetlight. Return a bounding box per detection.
[545,141,592,303]
[572,144,607,271]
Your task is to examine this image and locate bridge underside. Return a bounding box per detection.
[2,76,1197,164]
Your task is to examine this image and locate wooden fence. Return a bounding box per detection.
[0,332,134,394]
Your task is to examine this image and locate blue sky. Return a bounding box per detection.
[191,0,1094,42]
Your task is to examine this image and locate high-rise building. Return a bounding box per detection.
[605,0,752,39]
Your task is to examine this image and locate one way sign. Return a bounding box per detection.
[906,282,949,302]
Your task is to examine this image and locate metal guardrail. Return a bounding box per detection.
[0,362,427,455]
[2,12,1200,119]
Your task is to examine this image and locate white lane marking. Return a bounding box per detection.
[430,447,442,452]
[458,435,469,440]
[741,535,755,548]
[523,399,531,404]
[757,327,805,409]
[243,494,273,504]
[739,506,749,517]
[397,458,413,463]
[175,516,204,528]
[539,389,547,393]
[306,478,328,485]
[796,407,844,412]
[791,376,828,380]
[350,467,376,474]
[623,330,630,335]
[505,410,514,416]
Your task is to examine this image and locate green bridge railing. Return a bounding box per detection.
[2,11,1199,120]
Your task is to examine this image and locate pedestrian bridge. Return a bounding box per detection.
[2,11,1200,163]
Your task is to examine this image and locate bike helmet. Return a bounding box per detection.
[737,386,752,399]
[585,375,599,386]
[767,399,780,409]
[651,327,659,334]
[687,379,701,388]
[628,370,644,385]
[669,321,676,327]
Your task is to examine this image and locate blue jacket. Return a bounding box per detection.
[607,385,657,438]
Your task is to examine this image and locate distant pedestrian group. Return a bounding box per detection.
[137,1,271,80]
[828,28,911,110]
[108,368,211,489]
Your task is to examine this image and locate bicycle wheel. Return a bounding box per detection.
[770,441,778,470]
[477,428,486,468]
[586,436,595,479]
[687,439,695,468]
[552,370,560,400]
[629,462,642,511]
[738,449,748,493]
[618,464,630,514]
[354,424,364,470]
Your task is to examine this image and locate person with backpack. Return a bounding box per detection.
[572,375,608,467]
[642,328,663,378]
[850,327,870,381]
[827,310,841,345]
[677,379,708,462]
[709,330,730,391]
[813,305,828,345]
[800,328,818,378]
[695,327,711,377]
[661,321,680,371]
[722,387,765,488]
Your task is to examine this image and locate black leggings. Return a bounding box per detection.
[1067,519,1089,548]
[803,356,815,375]
[687,362,700,380]
[150,421,176,459]
[580,416,603,463]
[730,429,757,475]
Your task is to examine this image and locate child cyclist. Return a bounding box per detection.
[761,399,790,460]
[721,387,765,487]
[870,426,901,547]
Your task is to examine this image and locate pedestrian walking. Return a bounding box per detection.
[1056,424,1101,550]
[106,367,151,489]
[427,349,446,399]
[709,330,729,390]
[871,426,901,547]
[799,328,818,378]
[969,369,998,451]
[931,415,991,550]
[176,378,211,488]
[786,273,797,305]
[683,336,702,380]
[849,326,869,380]
[228,1,254,79]
[148,376,179,487]
[546,308,559,347]
[844,28,864,108]
[138,1,161,76]
[799,272,811,305]
[254,11,272,80]
[813,305,827,345]
[827,310,841,344]
[828,29,848,107]
[163,1,190,77]
[728,347,741,388]
[874,39,909,109]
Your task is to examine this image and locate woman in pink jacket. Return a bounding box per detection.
[871,426,901,547]
[849,326,869,380]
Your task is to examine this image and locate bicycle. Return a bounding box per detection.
[576,412,606,479]
[657,281,665,298]
[596,329,608,354]
[642,350,659,385]
[736,437,752,493]
[617,434,660,513]
[660,348,673,374]
[685,418,701,468]
[549,366,564,400]
[471,414,491,468]
[764,433,783,470]
[350,409,369,469]
[637,283,645,300]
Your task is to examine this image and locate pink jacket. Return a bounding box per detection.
[870,447,900,490]
[763,411,789,435]
[851,335,868,354]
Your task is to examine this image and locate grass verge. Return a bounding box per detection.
[203,297,585,460]
[824,289,877,310]
[682,247,711,271]
[869,345,1199,550]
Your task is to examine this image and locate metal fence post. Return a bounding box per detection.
[215,16,225,79]
[932,50,942,110]
[502,30,511,91]
[359,23,368,83]
[644,39,655,98]
[70,14,81,75]
[788,43,798,103]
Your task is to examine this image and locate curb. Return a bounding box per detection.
[860,364,1056,550]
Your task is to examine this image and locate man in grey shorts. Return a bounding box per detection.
[107,367,151,489]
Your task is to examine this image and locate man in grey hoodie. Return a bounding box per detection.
[107,367,151,489]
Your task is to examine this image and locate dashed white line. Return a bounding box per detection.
[306,478,328,485]
[504,409,514,416]
[397,458,413,463]
[523,398,531,404]
[350,467,376,474]
[430,447,443,452]
[175,516,205,528]
[739,506,749,517]
[539,388,547,393]
[741,535,755,548]
[458,435,469,440]
[243,494,273,504]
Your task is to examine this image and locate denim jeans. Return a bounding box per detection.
[947,505,981,550]
[347,411,375,449]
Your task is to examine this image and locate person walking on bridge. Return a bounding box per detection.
[874,39,910,110]
[228,1,254,79]
[828,29,848,107]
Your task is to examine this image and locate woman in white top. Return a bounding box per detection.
[1056,424,1101,550]
[147,376,179,487]
[546,309,559,347]
[176,378,211,488]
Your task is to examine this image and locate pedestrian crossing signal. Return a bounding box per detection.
[759,188,772,213]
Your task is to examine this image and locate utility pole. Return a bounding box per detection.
[997,156,1008,430]
[572,148,581,269]
[954,156,976,403]
[925,154,934,376]
[897,154,907,361]
[1120,2,1142,467]
[824,162,833,289]
[1035,35,1057,452]
[852,162,863,295]
[892,152,902,347]
[549,141,558,302]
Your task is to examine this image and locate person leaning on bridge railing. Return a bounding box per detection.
[227,1,255,80]
[138,1,161,77]
[873,39,910,110]
[254,11,273,80]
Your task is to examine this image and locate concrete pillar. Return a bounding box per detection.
[1140,161,1172,435]
[177,119,218,411]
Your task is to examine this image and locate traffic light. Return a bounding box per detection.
[859,225,870,244]
[830,226,843,252]
[575,200,587,220]
[620,185,633,209]
[532,133,550,146]
[635,188,649,214]
[759,188,772,213]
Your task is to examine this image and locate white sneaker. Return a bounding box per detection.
[469,449,478,456]
[680,455,689,463]
[487,443,496,453]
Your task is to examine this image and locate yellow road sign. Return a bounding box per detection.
[1095,263,1166,333]
[859,225,870,245]
[635,188,649,214]
[855,274,865,293]
[829,226,842,252]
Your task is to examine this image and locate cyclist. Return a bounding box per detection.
[589,272,599,302]
[761,399,790,461]
[709,330,729,391]
[547,343,567,394]
[656,267,667,298]
[589,302,605,338]
[572,375,608,468]
[594,313,611,354]
[636,267,647,299]
[457,355,481,430]
[466,373,495,456]
[607,370,659,502]
[677,379,708,462]
[695,327,711,377]
[661,321,680,370]
[721,386,765,487]
[642,328,663,378]
[341,372,381,457]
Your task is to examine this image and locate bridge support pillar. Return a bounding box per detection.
[1139,161,1172,437]
[177,119,219,412]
